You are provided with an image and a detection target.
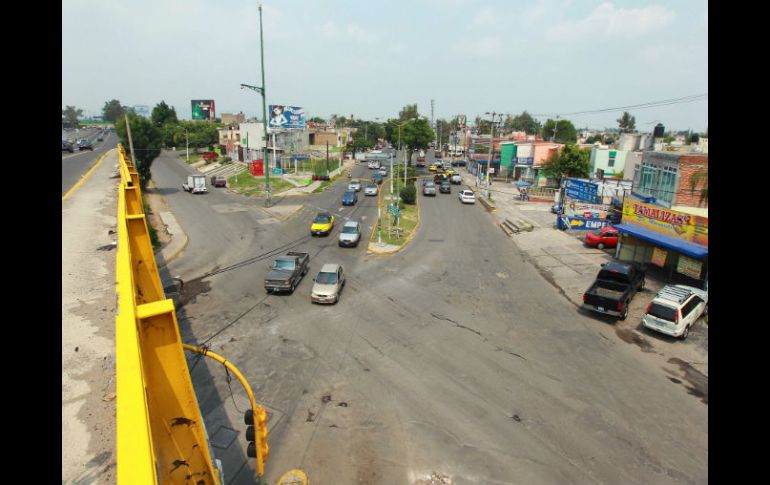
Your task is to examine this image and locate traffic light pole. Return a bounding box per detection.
[259,4,271,207]
[182,344,269,485]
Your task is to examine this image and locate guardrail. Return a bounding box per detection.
[115,144,223,485]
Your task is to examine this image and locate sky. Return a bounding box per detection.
[62,0,708,132]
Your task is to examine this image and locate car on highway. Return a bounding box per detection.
[311,264,346,304]
[62,140,74,153]
[459,189,475,204]
[338,221,362,247]
[96,135,104,142]
[78,139,93,151]
[450,174,462,185]
[372,173,383,185]
[642,285,708,340]
[364,183,378,196]
[435,159,444,168]
[348,180,362,192]
[584,227,619,249]
[444,168,455,175]
[311,211,335,236]
[428,165,437,172]
[378,167,388,177]
[439,182,451,194]
[342,190,358,206]
[423,181,437,196]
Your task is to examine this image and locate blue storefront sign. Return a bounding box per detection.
[564,178,599,203]
[512,157,534,166]
[557,215,611,231]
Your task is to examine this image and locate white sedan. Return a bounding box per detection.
[364,183,378,196]
[458,189,475,204]
[347,180,362,191]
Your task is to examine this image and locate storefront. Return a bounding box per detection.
[614,198,708,290]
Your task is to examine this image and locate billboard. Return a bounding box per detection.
[621,198,708,247]
[191,100,216,121]
[269,105,306,129]
[455,115,467,128]
[563,178,599,203]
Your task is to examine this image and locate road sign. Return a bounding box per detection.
[388,205,400,216]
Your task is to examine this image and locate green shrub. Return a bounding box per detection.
[401,184,416,204]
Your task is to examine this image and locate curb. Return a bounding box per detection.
[156,234,189,268]
[62,150,110,201]
[367,187,421,255]
[154,211,189,268]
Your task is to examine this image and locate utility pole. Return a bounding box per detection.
[185,127,189,163]
[259,4,271,207]
[552,115,559,143]
[485,111,501,200]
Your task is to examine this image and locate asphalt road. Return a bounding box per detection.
[151,151,707,485]
[61,129,118,194]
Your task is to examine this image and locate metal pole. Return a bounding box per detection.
[259,4,271,207]
[487,112,495,200]
[185,128,189,163]
[390,152,394,204]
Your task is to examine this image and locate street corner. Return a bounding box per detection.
[367,241,402,254]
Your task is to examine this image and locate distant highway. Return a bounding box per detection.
[61,130,118,195]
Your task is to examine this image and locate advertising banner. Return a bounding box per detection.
[456,115,466,128]
[557,215,611,231]
[563,198,610,219]
[677,255,703,279]
[564,178,598,203]
[512,157,534,166]
[622,198,708,247]
[191,100,216,121]
[269,105,306,129]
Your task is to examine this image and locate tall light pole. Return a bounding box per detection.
[239,4,271,207]
[484,112,503,200]
[185,128,189,163]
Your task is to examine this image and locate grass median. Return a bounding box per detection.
[369,183,419,247]
[227,173,294,197]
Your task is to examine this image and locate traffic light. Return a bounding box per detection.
[244,406,269,465]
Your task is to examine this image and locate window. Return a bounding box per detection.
[316,272,337,284]
[648,303,677,322]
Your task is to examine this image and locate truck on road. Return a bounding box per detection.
[582,261,646,320]
[264,251,310,294]
[182,175,208,194]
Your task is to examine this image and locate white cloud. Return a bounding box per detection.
[547,2,676,42]
[321,21,338,37]
[470,7,500,30]
[453,35,502,58]
[346,23,378,43]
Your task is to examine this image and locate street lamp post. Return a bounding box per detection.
[185,128,189,163]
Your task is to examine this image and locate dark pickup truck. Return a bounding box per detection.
[582,261,646,320]
[264,251,310,294]
[210,175,227,187]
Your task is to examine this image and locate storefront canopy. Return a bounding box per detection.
[614,224,708,259]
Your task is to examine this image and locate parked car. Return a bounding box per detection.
[201,151,218,160]
[347,180,362,192]
[264,251,310,294]
[439,182,451,194]
[642,285,708,340]
[338,221,362,247]
[210,175,227,187]
[458,189,475,204]
[450,174,462,185]
[342,190,358,206]
[582,262,646,320]
[585,227,620,249]
[451,159,467,167]
[311,264,346,304]
[364,183,378,196]
[423,181,437,196]
[62,140,74,153]
[78,139,93,151]
[311,212,335,236]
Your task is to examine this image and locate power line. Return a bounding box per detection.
[530,93,707,118]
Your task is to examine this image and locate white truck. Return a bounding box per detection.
[182,175,208,194]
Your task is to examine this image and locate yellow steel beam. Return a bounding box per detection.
[115,144,222,485]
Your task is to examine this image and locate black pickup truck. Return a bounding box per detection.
[582,261,646,320]
[264,251,310,294]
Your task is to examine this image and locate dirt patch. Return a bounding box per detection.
[615,328,655,353]
[176,277,212,307]
[668,357,708,405]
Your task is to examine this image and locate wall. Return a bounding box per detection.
[238,122,266,159]
[218,127,240,145]
[221,113,245,126]
[590,148,635,176]
[674,154,708,208]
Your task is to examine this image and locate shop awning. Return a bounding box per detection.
[614,224,708,259]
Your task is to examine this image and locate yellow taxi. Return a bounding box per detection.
[428,165,437,172]
[311,211,335,236]
[444,168,455,175]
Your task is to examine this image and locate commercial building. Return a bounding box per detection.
[221,112,246,127]
[590,148,642,180]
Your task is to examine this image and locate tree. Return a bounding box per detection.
[309,116,326,124]
[617,112,636,133]
[102,99,126,123]
[541,118,577,144]
[115,114,162,189]
[151,101,178,127]
[62,106,83,129]
[350,136,371,159]
[539,144,591,186]
[474,116,493,135]
[398,104,419,122]
[435,118,454,148]
[401,119,434,165]
[506,111,541,134]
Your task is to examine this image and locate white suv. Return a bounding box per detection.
[458,189,475,204]
[642,285,708,340]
